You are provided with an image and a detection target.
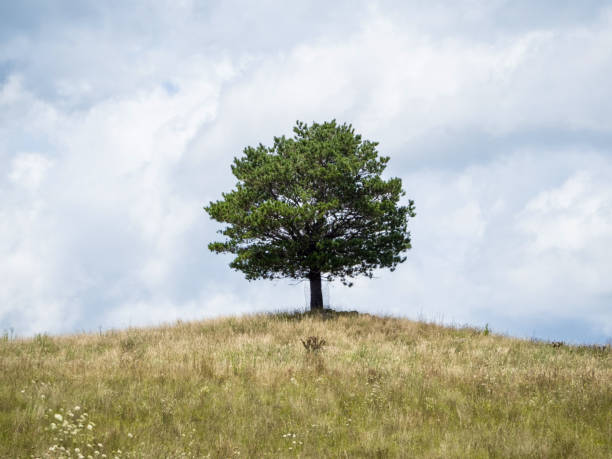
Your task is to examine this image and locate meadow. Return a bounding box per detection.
[1,311,610,458]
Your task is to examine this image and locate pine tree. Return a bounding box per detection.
[205,120,416,310]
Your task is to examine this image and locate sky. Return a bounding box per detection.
[1,0,611,344]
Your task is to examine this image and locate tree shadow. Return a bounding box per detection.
[270,308,360,322]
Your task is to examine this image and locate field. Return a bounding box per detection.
[1,311,610,458]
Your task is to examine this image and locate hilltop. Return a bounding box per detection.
[1,311,610,458]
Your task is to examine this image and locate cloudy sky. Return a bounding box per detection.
[1,1,611,343]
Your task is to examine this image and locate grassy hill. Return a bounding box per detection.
[1,311,610,458]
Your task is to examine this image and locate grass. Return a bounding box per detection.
[1,311,610,458]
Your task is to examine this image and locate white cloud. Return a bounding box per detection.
[513,170,612,302]
[1,1,611,343]
[330,150,612,342]
[9,152,51,191]
[519,172,612,252]
[0,58,230,336]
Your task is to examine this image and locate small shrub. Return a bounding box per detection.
[120,336,137,352]
[33,334,59,354]
[301,336,326,353]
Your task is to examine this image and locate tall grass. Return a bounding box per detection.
[1,311,610,457]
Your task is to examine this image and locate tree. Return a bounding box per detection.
[205,120,416,310]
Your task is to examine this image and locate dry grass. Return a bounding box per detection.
[1,311,610,458]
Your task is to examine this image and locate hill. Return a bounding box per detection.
[1,311,610,458]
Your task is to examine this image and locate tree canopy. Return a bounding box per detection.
[205,120,415,309]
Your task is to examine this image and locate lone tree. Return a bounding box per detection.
[205,120,416,310]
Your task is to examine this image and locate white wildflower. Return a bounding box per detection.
[54,414,63,422]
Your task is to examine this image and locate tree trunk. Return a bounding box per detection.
[308,271,324,311]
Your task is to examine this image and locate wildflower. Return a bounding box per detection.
[54,414,63,422]
[87,424,94,430]
[127,433,133,438]
[74,405,81,411]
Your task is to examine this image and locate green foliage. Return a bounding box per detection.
[205,120,416,285]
